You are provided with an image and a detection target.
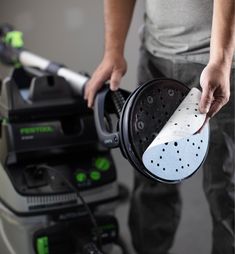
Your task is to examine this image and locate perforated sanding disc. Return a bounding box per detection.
[128,79,209,183]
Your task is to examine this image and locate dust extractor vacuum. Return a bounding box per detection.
[0,24,127,254]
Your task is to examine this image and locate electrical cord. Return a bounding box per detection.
[35,164,104,253]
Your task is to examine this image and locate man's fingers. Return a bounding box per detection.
[199,85,214,114]
[87,84,101,108]
[86,75,107,107]
[84,69,108,108]
[110,71,122,91]
[84,55,127,107]
[84,84,89,100]
[87,90,96,108]
[207,97,228,118]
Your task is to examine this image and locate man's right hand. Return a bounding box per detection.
[84,51,127,108]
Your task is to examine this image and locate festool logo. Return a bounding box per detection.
[20,126,54,135]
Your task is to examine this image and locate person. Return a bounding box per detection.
[84,1,235,253]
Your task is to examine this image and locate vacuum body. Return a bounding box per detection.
[0,68,119,254]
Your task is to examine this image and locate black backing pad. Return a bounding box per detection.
[129,79,189,161]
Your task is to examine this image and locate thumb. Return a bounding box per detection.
[199,85,214,114]
[110,70,123,91]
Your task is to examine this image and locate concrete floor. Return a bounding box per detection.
[113,149,212,254]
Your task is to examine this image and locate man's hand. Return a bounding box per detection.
[84,0,136,107]
[84,52,127,108]
[199,62,231,118]
[199,0,235,119]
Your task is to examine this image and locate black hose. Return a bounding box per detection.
[111,90,126,117]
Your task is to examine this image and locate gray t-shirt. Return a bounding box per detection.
[144,0,234,65]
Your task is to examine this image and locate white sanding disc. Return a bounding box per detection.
[142,88,209,182]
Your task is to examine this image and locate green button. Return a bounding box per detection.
[95,157,110,171]
[90,171,101,181]
[36,236,49,254]
[75,172,87,183]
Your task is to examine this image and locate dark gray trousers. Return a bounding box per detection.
[129,48,235,254]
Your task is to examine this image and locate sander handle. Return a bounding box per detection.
[94,87,131,149]
[94,87,120,148]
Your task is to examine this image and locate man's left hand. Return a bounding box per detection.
[199,62,231,118]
